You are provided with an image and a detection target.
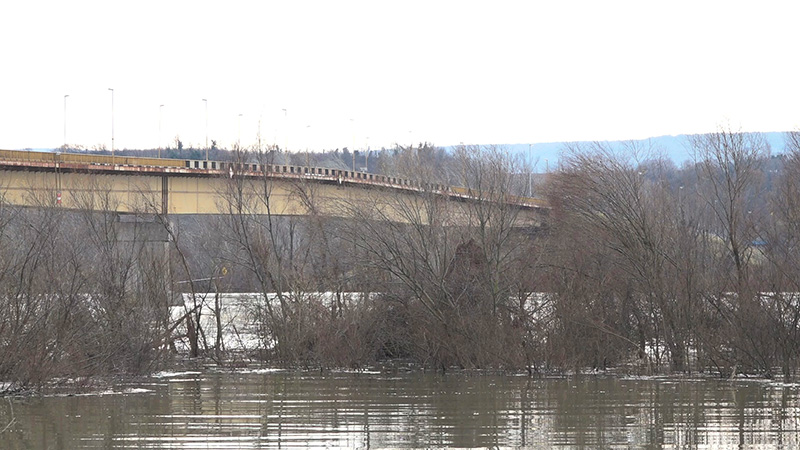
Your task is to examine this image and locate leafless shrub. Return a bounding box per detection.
[0,182,173,392]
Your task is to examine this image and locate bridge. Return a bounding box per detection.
[0,149,547,226]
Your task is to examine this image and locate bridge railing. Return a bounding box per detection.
[0,149,548,209]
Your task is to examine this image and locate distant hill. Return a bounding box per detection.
[496,132,790,171]
[15,132,792,172]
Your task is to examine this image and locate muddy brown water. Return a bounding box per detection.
[2,370,799,448]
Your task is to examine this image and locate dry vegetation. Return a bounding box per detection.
[3,129,800,393]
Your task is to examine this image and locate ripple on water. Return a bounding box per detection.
[5,372,800,448]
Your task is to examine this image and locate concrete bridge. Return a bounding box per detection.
[0,149,547,226]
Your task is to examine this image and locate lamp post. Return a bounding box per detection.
[282,108,287,151]
[257,115,262,151]
[238,113,243,145]
[108,88,114,158]
[159,104,164,158]
[350,118,355,158]
[527,143,532,196]
[350,118,358,171]
[365,136,369,172]
[202,98,208,160]
[63,94,69,149]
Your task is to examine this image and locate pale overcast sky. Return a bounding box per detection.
[1,1,798,152]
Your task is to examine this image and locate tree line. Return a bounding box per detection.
[2,129,800,394]
[547,130,800,378]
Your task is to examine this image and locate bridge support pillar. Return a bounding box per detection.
[117,213,176,305]
[161,176,169,216]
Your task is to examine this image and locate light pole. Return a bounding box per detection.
[282,108,287,151]
[350,118,355,159]
[528,143,532,197]
[257,115,262,151]
[159,104,164,158]
[108,88,114,158]
[238,113,243,145]
[350,118,358,171]
[528,172,533,197]
[202,98,208,160]
[63,94,69,149]
[365,136,370,172]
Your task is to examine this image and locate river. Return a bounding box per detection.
[2,370,799,448]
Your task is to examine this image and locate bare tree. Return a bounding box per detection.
[0,176,175,391]
[689,128,772,375]
[546,141,710,372]
[756,131,800,379]
[214,146,318,363]
[452,145,547,370]
[340,145,546,370]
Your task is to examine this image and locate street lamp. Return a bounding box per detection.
[350,117,355,153]
[108,88,114,158]
[159,104,164,158]
[238,113,243,144]
[257,115,262,151]
[202,98,208,160]
[365,136,370,172]
[528,143,532,196]
[63,94,69,149]
[282,108,287,151]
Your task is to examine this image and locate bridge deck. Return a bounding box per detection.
[0,150,547,210]
[0,149,548,229]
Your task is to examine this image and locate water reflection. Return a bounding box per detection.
[3,371,800,448]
